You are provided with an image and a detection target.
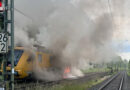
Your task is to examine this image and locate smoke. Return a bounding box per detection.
[14,0,117,80]
[112,0,125,17]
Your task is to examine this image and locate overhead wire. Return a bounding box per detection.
[107,0,116,29]
[98,0,116,32]
[14,8,33,22]
[107,0,114,22]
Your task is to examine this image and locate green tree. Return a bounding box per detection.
[128,60,130,72]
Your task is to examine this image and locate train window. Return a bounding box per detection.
[27,58,31,62]
[14,50,24,65]
[27,55,34,62]
[38,54,42,62]
[8,50,24,66]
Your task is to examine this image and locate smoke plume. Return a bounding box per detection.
[14,0,117,80]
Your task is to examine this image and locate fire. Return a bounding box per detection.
[64,66,70,74]
[63,66,70,79]
[63,67,78,79]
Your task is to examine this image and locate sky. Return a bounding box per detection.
[14,0,130,60]
[112,0,130,60]
[113,22,130,60]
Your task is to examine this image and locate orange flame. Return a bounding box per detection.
[63,66,70,79]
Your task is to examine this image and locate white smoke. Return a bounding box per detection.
[14,0,119,80]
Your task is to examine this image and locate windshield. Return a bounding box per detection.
[8,49,24,66]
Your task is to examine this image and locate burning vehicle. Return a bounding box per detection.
[0,46,52,79]
[0,45,77,80]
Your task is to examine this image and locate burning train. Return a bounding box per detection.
[0,45,53,79]
[0,45,76,80]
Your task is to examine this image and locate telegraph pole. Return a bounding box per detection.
[10,0,14,89]
[0,0,14,90]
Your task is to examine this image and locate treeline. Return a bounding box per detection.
[106,56,128,73]
[128,60,130,73]
[91,56,128,73]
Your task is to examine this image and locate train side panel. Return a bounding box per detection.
[0,47,51,79]
[15,51,33,78]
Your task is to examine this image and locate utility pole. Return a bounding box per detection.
[0,0,14,90]
[10,0,14,89]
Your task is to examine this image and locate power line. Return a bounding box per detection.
[14,8,33,22]
[107,0,113,19]
[107,0,118,31]
[98,0,115,23]
[107,0,115,24]
[99,0,116,29]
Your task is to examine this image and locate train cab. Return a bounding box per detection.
[0,46,51,79]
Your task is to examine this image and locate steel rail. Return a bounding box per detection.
[98,72,125,90]
[119,73,125,90]
[98,73,120,90]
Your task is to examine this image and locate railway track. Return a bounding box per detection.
[97,71,125,90]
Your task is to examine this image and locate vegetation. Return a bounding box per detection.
[127,60,130,76]
[29,77,107,90]
[82,67,110,74]
[82,56,128,75]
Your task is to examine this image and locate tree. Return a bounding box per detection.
[128,60,130,72]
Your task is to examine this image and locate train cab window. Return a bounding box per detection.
[8,50,24,66]
[38,54,42,62]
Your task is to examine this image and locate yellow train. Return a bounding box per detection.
[0,46,51,79]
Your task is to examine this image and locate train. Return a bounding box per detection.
[0,45,52,79]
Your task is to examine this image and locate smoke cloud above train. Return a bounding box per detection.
[14,0,121,80]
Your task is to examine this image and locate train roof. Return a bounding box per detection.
[15,45,51,53]
[15,47,24,50]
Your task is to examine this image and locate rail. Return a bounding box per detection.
[119,72,125,90]
[98,72,124,90]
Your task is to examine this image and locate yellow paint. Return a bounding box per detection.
[0,47,51,79]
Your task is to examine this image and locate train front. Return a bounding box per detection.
[0,47,33,79]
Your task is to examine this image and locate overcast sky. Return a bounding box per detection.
[14,0,130,60]
[112,0,130,60]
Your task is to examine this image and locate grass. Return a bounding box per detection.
[128,72,130,76]
[14,69,112,90]
[38,76,108,90]
[15,75,111,90]
[127,70,130,76]
[15,68,113,90]
[82,68,110,74]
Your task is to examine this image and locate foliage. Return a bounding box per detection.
[42,79,103,90]
[128,60,130,76]
[128,60,130,71]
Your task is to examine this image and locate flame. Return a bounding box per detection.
[64,66,70,74]
[63,66,70,79]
